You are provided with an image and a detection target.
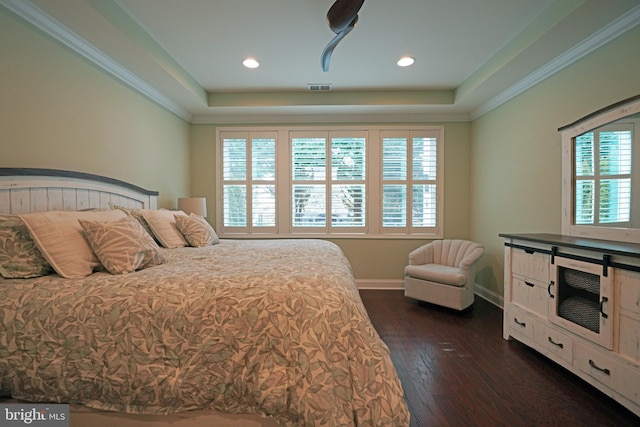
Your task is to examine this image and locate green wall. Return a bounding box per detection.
[0,7,190,208]
[470,25,640,302]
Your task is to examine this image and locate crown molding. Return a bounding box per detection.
[471,3,640,120]
[0,0,192,122]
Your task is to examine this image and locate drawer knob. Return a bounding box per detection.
[588,359,611,376]
[524,281,535,288]
[548,336,564,349]
[514,318,526,327]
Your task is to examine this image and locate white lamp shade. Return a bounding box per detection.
[178,197,207,217]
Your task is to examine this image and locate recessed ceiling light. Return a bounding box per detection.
[397,56,415,67]
[242,58,259,69]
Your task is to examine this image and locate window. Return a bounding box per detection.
[382,131,438,232]
[221,131,277,233]
[574,124,632,226]
[217,126,443,238]
[291,131,366,232]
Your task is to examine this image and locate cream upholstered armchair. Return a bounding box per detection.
[404,239,484,310]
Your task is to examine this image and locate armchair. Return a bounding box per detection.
[404,239,484,310]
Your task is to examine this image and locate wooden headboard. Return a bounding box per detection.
[0,168,158,214]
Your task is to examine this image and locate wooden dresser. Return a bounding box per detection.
[501,233,640,417]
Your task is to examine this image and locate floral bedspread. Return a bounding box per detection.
[0,239,409,426]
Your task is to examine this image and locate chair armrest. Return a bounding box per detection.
[459,246,485,271]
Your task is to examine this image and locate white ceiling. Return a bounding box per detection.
[6,0,640,123]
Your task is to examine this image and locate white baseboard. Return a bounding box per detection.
[474,284,504,309]
[356,279,404,290]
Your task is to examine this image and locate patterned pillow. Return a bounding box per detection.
[0,214,53,278]
[108,203,157,239]
[175,214,220,247]
[142,209,189,248]
[19,210,127,279]
[79,216,164,274]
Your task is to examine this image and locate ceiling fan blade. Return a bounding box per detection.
[321,18,356,72]
[326,0,365,34]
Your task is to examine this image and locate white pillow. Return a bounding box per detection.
[142,209,188,248]
[174,214,220,247]
[19,210,127,279]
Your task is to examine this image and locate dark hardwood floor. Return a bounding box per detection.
[359,289,640,427]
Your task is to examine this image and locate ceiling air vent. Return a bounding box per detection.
[307,83,332,91]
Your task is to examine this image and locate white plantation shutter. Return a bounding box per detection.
[220,131,277,233]
[382,137,407,180]
[251,137,276,227]
[575,180,595,224]
[412,184,437,227]
[292,137,326,181]
[599,129,632,224]
[331,135,366,228]
[222,137,247,227]
[412,137,437,180]
[600,178,631,223]
[382,184,406,227]
[223,185,246,226]
[331,184,365,227]
[222,138,247,180]
[574,125,632,226]
[411,136,437,228]
[290,131,367,232]
[575,133,594,176]
[382,137,408,227]
[575,133,595,224]
[252,138,276,179]
[291,136,326,227]
[381,131,440,233]
[599,130,632,175]
[217,126,443,238]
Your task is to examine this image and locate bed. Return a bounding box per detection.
[0,168,410,427]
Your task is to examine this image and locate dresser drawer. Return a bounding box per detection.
[506,306,535,341]
[615,360,640,406]
[575,342,640,407]
[575,342,615,388]
[511,276,548,318]
[534,323,573,364]
[511,248,549,284]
